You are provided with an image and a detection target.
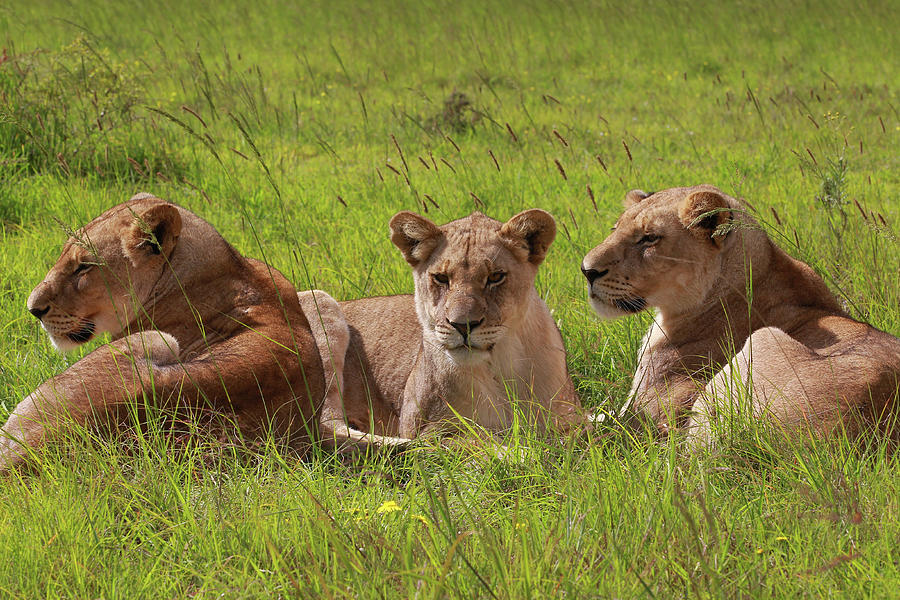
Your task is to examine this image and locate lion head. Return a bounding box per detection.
[581,185,739,319]
[26,194,182,351]
[389,209,556,364]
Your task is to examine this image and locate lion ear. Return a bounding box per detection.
[500,209,557,265]
[390,211,443,266]
[123,202,183,266]
[624,189,651,208]
[678,188,733,247]
[128,192,159,202]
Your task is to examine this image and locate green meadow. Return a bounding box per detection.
[1,0,898,596]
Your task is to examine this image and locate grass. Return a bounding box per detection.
[1,0,898,596]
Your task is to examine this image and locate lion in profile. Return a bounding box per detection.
[302,209,584,448]
[581,184,900,444]
[1,193,341,468]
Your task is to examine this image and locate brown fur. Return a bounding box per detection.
[303,210,584,448]
[581,185,900,443]
[1,193,328,468]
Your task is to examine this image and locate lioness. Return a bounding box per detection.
[303,209,583,446]
[1,193,336,468]
[581,185,900,443]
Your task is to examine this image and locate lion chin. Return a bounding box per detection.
[588,295,646,320]
[43,322,96,352]
[443,343,492,365]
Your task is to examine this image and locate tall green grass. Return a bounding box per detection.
[1,0,898,597]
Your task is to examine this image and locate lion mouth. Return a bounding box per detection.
[449,342,491,353]
[443,341,495,364]
[67,322,96,344]
[612,297,647,313]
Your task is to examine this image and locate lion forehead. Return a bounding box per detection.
[620,195,681,227]
[436,242,515,272]
[434,224,518,269]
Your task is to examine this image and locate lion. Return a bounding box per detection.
[301,209,584,448]
[581,185,900,444]
[0,193,344,469]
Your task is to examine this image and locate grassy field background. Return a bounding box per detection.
[1,0,898,597]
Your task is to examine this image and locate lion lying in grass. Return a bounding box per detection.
[581,184,900,444]
[1,193,343,468]
[302,209,584,449]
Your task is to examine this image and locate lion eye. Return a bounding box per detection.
[637,234,660,245]
[72,263,93,276]
[486,271,506,285]
[431,273,449,286]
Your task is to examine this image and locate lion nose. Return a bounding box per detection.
[29,305,50,320]
[449,319,483,338]
[581,267,608,285]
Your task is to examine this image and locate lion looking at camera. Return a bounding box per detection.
[303,209,584,448]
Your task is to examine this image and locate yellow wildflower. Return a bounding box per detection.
[376,500,401,514]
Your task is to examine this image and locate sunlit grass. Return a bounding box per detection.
[1,0,898,597]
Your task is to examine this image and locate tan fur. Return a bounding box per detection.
[581,184,900,443]
[303,210,584,445]
[1,193,330,468]
[298,289,409,451]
